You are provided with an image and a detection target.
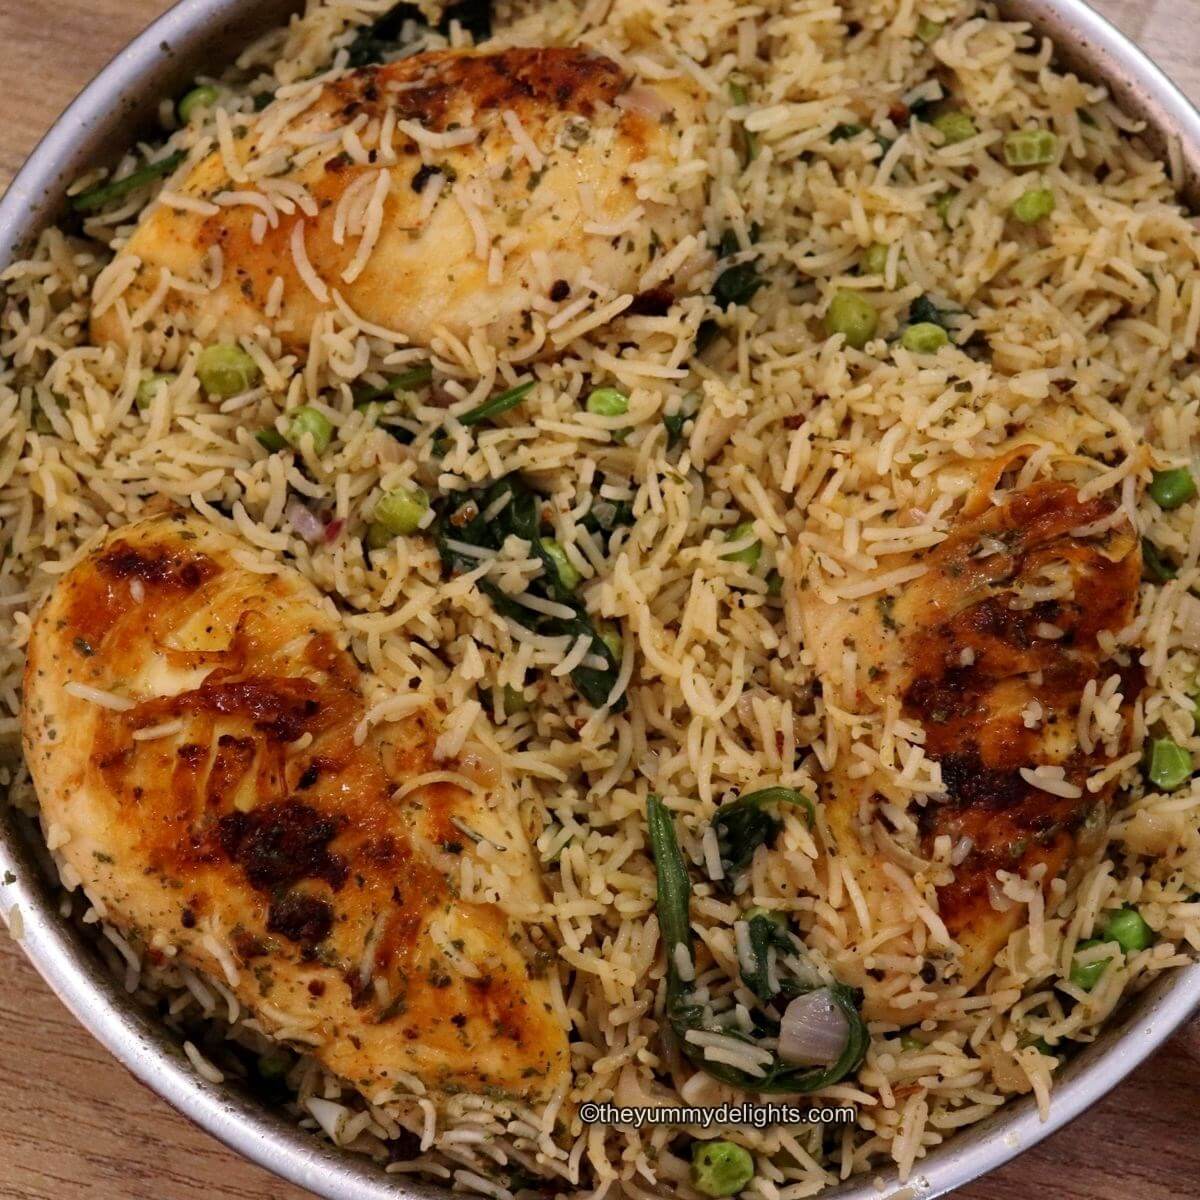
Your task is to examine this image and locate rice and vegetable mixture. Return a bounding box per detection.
[4,0,1200,1195]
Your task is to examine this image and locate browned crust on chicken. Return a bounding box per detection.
[900,482,1142,953]
[90,47,705,355]
[22,514,568,1099]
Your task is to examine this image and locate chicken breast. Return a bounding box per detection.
[798,458,1142,995]
[21,512,568,1100]
[91,48,706,357]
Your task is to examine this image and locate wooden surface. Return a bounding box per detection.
[1,1,1199,1197]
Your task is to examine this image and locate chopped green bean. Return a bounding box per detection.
[502,685,529,716]
[1004,128,1058,167]
[728,79,758,166]
[1145,737,1192,791]
[932,110,976,144]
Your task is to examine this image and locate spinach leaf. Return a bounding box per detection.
[908,294,950,329]
[712,787,814,881]
[71,151,186,213]
[458,380,535,426]
[352,363,432,406]
[646,795,867,1093]
[346,0,491,68]
[433,474,626,710]
[740,912,793,1001]
[712,261,765,311]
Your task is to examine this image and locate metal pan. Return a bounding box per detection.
[1,2,1198,1196]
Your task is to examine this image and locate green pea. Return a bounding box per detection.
[766,569,783,597]
[691,1141,754,1198]
[721,521,761,567]
[365,522,394,551]
[932,110,977,145]
[373,486,429,537]
[861,243,891,277]
[135,371,175,410]
[916,15,944,42]
[825,289,878,349]
[539,539,581,592]
[178,85,219,123]
[285,405,334,456]
[1069,938,1113,991]
[502,685,530,716]
[899,1033,924,1051]
[1146,737,1192,791]
[197,344,261,397]
[1004,128,1059,167]
[256,428,287,452]
[1011,187,1055,225]
[1149,467,1196,510]
[935,190,957,227]
[902,322,949,354]
[1101,906,1154,954]
[586,387,629,417]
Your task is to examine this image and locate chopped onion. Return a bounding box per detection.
[323,517,346,544]
[778,987,849,1067]
[615,85,672,122]
[286,500,325,544]
[1177,592,1200,651]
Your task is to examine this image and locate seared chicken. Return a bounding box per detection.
[22,513,568,1100]
[92,48,706,355]
[799,459,1142,993]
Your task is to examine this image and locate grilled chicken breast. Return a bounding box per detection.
[799,459,1142,995]
[91,48,706,356]
[22,513,568,1100]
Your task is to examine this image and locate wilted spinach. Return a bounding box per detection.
[646,794,867,1092]
[434,475,626,711]
[346,0,492,68]
[712,786,814,882]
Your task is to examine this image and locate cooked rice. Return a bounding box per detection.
[4,0,1200,1195]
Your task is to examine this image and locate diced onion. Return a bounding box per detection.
[286,499,325,544]
[1176,592,1200,651]
[615,86,672,122]
[778,987,849,1067]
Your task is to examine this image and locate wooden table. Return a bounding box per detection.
[1,1,1199,1196]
